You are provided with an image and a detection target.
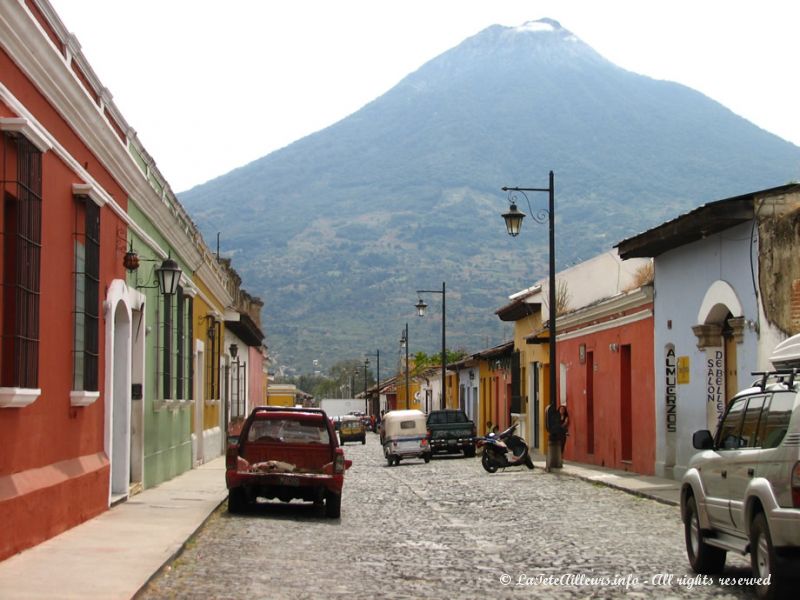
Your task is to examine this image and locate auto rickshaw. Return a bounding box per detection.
[381,409,431,466]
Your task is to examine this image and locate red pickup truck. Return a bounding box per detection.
[225,406,352,518]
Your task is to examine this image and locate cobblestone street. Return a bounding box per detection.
[140,434,754,599]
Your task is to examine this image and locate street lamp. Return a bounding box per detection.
[400,324,409,409]
[365,350,380,415]
[501,170,562,470]
[363,358,369,413]
[415,282,446,409]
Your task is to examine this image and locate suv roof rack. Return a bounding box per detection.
[750,368,799,391]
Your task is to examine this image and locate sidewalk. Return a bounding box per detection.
[0,456,227,600]
[0,455,680,599]
[557,460,681,507]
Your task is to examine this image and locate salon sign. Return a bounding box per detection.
[706,348,725,432]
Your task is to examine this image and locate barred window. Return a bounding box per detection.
[1,134,42,389]
[162,292,173,399]
[174,288,193,400]
[73,197,99,391]
[206,319,220,400]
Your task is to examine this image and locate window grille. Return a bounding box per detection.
[73,197,99,390]
[1,134,42,389]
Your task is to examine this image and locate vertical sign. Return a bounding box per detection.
[706,348,725,432]
[664,344,677,469]
[665,345,677,433]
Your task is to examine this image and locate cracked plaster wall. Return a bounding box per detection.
[758,190,800,335]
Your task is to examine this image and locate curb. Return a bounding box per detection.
[133,495,229,598]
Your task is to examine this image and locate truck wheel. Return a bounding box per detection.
[684,494,725,574]
[228,488,245,514]
[424,453,431,463]
[325,492,341,518]
[463,446,476,458]
[386,456,393,467]
[361,437,366,445]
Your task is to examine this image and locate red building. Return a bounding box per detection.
[556,286,655,474]
[0,2,134,559]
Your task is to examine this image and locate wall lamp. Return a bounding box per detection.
[128,244,182,297]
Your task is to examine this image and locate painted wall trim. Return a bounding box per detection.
[69,390,100,407]
[0,116,52,152]
[557,308,654,342]
[0,387,41,408]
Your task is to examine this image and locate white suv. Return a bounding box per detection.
[680,334,800,600]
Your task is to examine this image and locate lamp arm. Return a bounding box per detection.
[504,189,548,225]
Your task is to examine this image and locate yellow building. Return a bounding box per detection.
[266,384,299,407]
[495,285,551,455]
[191,272,231,464]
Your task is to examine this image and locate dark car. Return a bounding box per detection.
[426,409,477,457]
[225,406,352,518]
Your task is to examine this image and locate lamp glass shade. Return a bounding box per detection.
[415,299,427,317]
[502,203,525,237]
[156,258,182,296]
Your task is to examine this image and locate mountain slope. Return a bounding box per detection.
[180,19,800,373]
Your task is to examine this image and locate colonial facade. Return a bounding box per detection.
[1,0,138,559]
[617,184,800,479]
[0,0,267,560]
[497,251,651,457]
[556,286,655,473]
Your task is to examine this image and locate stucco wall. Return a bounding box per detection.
[652,221,759,479]
[559,311,655,474]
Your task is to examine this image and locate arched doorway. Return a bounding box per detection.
[693,281,745,431]
[110,301,131,498]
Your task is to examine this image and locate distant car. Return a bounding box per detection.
[339,416,366,445]
[225,406,352,518]
[680,334,800,599]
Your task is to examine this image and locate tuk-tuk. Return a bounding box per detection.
[381,409,431,466]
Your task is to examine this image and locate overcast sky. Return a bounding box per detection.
[48,0,800,193]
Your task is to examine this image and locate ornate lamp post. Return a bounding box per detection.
[415,281,446,409]
[366,350,380,415]
[363,358,370,413]
[400,324,409,409]
[501,170,562,470]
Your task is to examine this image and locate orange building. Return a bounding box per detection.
[556,287,655,474]
[1,2,135,558]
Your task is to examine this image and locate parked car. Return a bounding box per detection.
[225,406,352,518]
[339,416,366,444]
[680,333,800,599]
[426,409,477,457]
[381,409,431,466]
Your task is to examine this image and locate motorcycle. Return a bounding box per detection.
[477,423,534,473]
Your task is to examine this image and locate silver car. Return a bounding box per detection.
[680,335,800,600]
